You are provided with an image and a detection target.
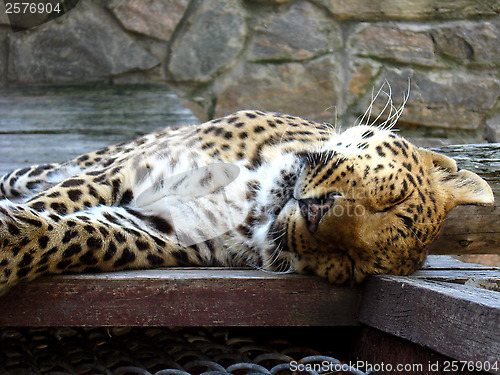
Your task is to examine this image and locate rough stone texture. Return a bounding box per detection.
[112,66,166,85]
[313,0,500,20]
[245,0,291,3]
[346,59,382,96]
[431,21,500,68]
[0,28,7,85]
[167,0,247,83]
[248,1,341,62]
[344,58,383,114]
[363,68,500,130]
[8,2,159,84]
[0,1,10,26]
[108,0,190,42]
[214,55,342,122]
[486,112,500,143]
[4,7,50,30]
[348,24,442,67]
[1,0,499,145]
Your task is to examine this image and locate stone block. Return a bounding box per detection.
[348,23,442,67]
[167,0,247,83]
[312,0,499,20]
[344,58,383,113]
[359,68,500,130]
[346,59,382,96]
[486,112,500,143]
[214,54,343,122]
[8,2,159,84]
[111,66,166,84]
[432,21,500,68]
[248,1,341,62]
[108,0,190,42]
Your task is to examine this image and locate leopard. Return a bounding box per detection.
[0,103,494,294]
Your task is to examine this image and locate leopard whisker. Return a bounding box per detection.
[372,83,393,127]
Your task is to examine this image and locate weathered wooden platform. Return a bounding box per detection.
[0,85,198,175]
[0,85,499,374]
[0,256,498,371]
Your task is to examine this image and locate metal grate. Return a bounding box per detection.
[0,327,370,375]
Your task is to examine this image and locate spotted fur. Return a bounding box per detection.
[0,110,494,293]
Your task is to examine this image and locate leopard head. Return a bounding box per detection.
[272,125,494,283]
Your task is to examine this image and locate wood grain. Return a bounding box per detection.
[0,268,361,327]
[0,85,199,175]
[428,144,500,255]
[359,275,500,373]
[429,203,500,255]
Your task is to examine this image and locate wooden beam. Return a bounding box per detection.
[418,255,500,289]
[0,268,361,327]
[348,326,483,375]
[359,275,500,374]
[413,268,500,287]
[0,85,199,175]
[428,204,500,255]
[422,254,491,269]
[428,143,500,255]
[413,268,499,291]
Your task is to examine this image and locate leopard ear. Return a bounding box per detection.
[444,169,494,207]
[419,148,494,207]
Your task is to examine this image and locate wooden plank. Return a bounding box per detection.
[429,144,500,256]
[0,268,361,327]
[422,255,492,269]
[413,269,500,279]
[412,270,500,291]
[0,84,199,175]
[428,204,500,255]
[432,143,500,178]
[348,327,481,375]
[359,275,500,374]
[0,133,126,174]
[419,256,500,290]
[0,85,198,133]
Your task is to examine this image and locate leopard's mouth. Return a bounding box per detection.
[267,199,293,253]
[269,194,339,255]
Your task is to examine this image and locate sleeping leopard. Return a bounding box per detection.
[0,109,494,293]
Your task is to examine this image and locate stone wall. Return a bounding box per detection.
[1,0,499,145]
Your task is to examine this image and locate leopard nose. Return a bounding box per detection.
[297,194,338,233]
